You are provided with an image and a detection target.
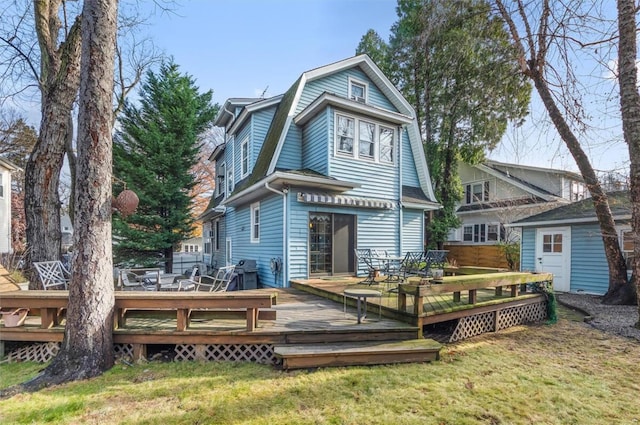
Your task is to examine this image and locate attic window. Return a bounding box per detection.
[349,79,367,104]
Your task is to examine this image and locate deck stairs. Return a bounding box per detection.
[273,338,442,370]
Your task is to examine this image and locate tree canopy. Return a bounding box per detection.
[113,61,218,271]
[358,0,531,247]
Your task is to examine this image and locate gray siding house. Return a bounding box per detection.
[200,55,439,288]
[512,191,631,294]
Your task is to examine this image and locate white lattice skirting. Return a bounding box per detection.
[449,301,547,342]
[5,342,61,363]
[4,342,275,364]
[174,344,275,364]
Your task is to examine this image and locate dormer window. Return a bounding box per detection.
[241,137,249,177]
[349,78,367,104]
[465,181,490,204]
[217,163,226,197]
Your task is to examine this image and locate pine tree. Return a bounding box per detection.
[113,61,217,271]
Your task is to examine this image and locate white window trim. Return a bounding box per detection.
[241,137,249,178]
[214,219,220,251]
[0,173,4,198]
[217,163,226,197]
[227,168,234,196]
[462,222,501,244]
[225,238,232,266]
[465,181,490,204]
[334,111,396,165]
[250,202,260,243]
[348,77,368,104]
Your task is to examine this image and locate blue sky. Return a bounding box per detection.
[141,0,627,174]
[146,0,398,103]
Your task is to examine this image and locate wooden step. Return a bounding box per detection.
[273,338,442,370]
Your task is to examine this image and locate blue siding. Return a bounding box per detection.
[401,128,420,187]
[231,195,284,288]
[288,185,401,280]
[570,224,609,294]
[328,109,399,201]
[275,124,302,170]
[301,109,329,174]
[299,68,398,113]
[520,228,536,271]
[402,209,423,252]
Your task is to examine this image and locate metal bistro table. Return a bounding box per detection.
[343,288,382,324]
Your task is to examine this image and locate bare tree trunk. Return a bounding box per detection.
[23,0,119,390]
[66,113,77,223]
[25,1,81,286]
[495,0,632,304]
[616,0,640,316]
[530,69,631,304]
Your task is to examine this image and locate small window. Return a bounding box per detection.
[227,169,233,195]
[349,79,367,103]
[214,220,221,251]
[466,181,490,204]
[622,230,634,270]
[358,121,375,158]
[463,226,473,242]
[543,233,563,253]
[0,174,3,198]
[250,202,260,243]
[241,138,249,177]
[379,126,394,163]
[336,115,354,154]
[217,163,226,197]
[226,238,232,266]
[487,224,499,241]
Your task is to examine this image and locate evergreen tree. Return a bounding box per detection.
[113,61,217,271]
[358,1,531,247]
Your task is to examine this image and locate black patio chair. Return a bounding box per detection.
[354,249,379,285]
[420,250,448,277]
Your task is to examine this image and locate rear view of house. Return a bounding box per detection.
[200,55,440,287]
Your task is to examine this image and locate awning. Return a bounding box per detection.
[297,192,395,209]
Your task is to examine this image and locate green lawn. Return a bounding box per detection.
[1,312,639,424]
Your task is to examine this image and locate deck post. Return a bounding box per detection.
[510,285,519,297]
[132,344,147,361]
[468,290,477,304]
[453,292,461,302]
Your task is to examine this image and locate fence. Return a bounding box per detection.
[444,244,519,271]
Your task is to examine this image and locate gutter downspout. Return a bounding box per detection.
[265,181,288,288]
[398,125,403,256]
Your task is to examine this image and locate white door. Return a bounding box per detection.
[535,227,571,292]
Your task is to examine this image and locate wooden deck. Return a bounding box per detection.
[1,271,550,365]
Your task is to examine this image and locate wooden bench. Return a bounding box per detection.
[0,290,277,332]
[400,272,554,314]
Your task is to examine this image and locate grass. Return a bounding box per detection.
[1,309,639,424]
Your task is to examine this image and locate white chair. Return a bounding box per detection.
[119,270,156,291]
[159,267,198,291]
[33,261,70,290]
[196,265,236,292]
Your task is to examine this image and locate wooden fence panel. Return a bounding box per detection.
[444,245,519,271]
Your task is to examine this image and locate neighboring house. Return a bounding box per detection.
[447,160,587,245]
[200,55,439,288]
[511,191,631,294]
[0,158,19,254]
[61,214,73,253]
[178,237,202,253]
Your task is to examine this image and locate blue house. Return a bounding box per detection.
[512,191,632,294]
[200,55,440,288]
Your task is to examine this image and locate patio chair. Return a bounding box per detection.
[119,270,156,291]
[159,266,199,291]
[354,249,379,285]
[386,251,424,282]
[420,250,448,277]
[195,265,236,292]
[33,261,71,290]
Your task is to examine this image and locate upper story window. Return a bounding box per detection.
[250,202,260,243]
[465,181,490,204]
[227,168,234,195]
[241,138,249,177]
[349,78,367,103]
[335,113,395,164]
[217,163,226,197]
[570,181,586,201]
